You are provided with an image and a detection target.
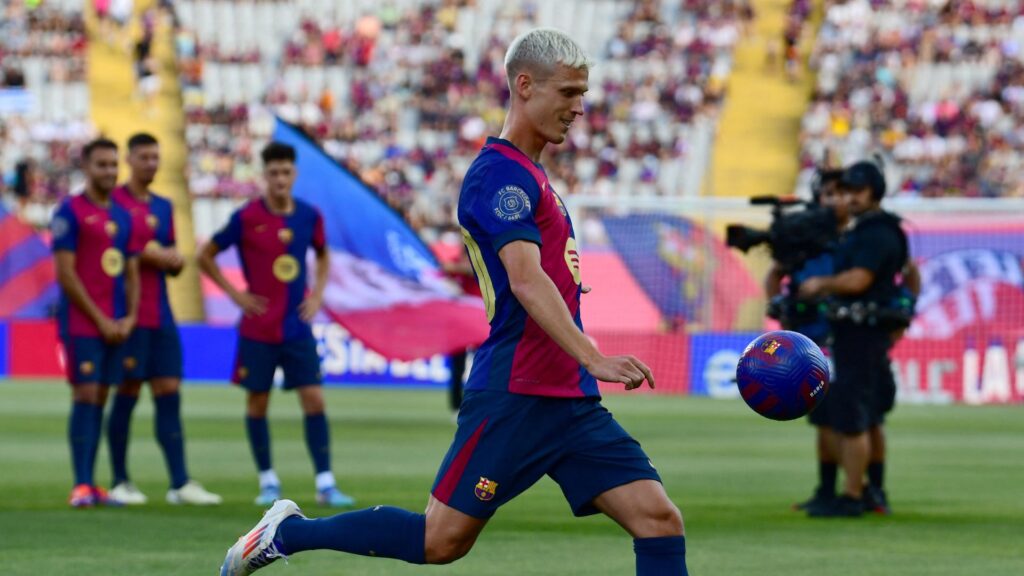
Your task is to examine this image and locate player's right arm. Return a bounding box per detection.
[499,240,654,390]
[51,208,120,342]
[197,210,267,316]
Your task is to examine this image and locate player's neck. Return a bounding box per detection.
[127,179,151,201]
[499,120,546,163]
[85,186,112,207]
[264,195,295,215]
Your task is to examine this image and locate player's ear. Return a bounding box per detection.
[516,71,533,100]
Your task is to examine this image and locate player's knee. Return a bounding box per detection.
[639,502,685,538]
[72,385,102,404]
[246,393,270,417]
[299,392,325,414]
[119,380,143,397]
[423,534,474,565]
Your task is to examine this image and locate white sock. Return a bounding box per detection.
[258,469,280,489]
[315,471,336,492]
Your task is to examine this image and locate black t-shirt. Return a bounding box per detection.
[833,210,907,306]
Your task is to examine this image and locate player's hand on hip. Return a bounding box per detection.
[234,292,269,317]
[586,354,655,391]
[299,293,322,322]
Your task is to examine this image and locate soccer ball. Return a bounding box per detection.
[735,330,830,421]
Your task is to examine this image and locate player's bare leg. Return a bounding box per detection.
[246,391,279,505]
[592,480,688,575]
[422,496,487,564]
[296,385,353,507]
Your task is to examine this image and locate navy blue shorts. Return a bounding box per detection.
[62,336,124,386]
[231,337,322,392]
[431,390,661,519]
[123,325,183,381]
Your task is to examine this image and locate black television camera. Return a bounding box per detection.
[725,196,838,273]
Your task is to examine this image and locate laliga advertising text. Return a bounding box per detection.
[893,338,1024,404]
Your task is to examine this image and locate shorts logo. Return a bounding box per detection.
[272,254,300,283]
[101,248,125,277]
[761,339,781,355]
[474,477,498,502]
[80,361,94,376]
[124,356,137,370]
[237,366,249,380]
[492,186,531,222]
[278,228,293,245]
[146,214,159,229]
[105,221,118,237]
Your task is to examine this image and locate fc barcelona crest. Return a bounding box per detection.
[146,214,159,229]
[761,339,781,355]
[278,228,293,245]
[105,221,118,237]
[474,477,498,502]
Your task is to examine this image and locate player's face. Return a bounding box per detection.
[85,148,120,194]
[818,182,849,226]
[264,160,296,203]
[128,144,160,185]
[842,186,877,217]
[525,64,588,144]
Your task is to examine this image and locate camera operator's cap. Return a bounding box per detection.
[839,161,887,200]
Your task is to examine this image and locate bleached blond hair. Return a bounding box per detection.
[504,28,593,90]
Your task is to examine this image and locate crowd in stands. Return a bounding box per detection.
[799,0,1024,198]
[176,0,751,236]
[0,0,93,229]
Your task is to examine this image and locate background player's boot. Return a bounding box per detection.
[92,485,122,507]
[111,481,148,505]
[68,484,95,508]
[792,485,833,512]
[316,486,355,508]
[167,480,223,505]
[254,484,281,507]
[220,499,303,576]
[863,485,891,515]
[808,494,864,518]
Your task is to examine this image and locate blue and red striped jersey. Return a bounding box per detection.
[51,194,141,337]
[211,198,326,343]
[113,186,176,329]
[457,137,597,398]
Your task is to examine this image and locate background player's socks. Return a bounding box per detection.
[154,393,189,489]
[69,401,98,486]
[246,416,273,472]
[274,506,426,564]
[259,469,280,489]
[820,461,838,495]
[107,393,138,484]
[868,461,885,489]
[635,536,688,576]
[87,404,105,480]
[303,413,331,474]
[315,471,336,492]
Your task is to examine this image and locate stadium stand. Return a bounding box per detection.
[798,0,1024,198]
[0,0,94,230]
[174,0,751,239]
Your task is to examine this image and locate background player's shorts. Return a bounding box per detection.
[431,390,662,519]
[232,337,322,392]
[62,336,124,386]
[825,325,890,435]
[123,325,183,381]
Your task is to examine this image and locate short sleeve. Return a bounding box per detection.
[50,202,78,253]
[466,167,543,252]
[311,209,326,252]
[163,199,177,246]
[847,228,899,273]
[211,209,243,251]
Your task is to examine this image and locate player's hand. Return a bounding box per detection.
[163,248,185,274]
[585,354,655,391]
[96,316,122,344]
[234,292,269,317]
[798,277,825,299]
[115,316,137,342]
[581,285,592,294]
[299,292,323,322]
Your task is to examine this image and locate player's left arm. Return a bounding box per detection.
[300,211,329,322]
[119,255,141,339]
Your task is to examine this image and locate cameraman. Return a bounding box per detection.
[799,161,910,517]
[764,169,847,515]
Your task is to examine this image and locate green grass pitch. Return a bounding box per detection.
[1,380,1022,575]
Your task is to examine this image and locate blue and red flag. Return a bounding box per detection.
[272,119,488,360]
[0,204,58,318]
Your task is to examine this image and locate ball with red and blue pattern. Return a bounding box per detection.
[736,330,830,421]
